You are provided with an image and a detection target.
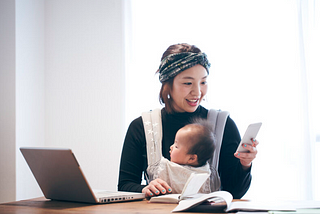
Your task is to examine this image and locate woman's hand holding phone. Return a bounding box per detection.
[234,123,262,170]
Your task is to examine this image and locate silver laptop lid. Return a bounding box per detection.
[21,147,99,203]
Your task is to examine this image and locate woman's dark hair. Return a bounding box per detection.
[157,43,202,113]
[186,118,215,167]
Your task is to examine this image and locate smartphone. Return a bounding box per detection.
[236,122,262,153]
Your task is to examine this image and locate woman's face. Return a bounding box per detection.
[170,64,208,113]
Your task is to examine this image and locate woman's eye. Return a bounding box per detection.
[201,81,207,85]
[184,82,192,85]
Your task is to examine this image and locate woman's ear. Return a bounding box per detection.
[187,154,198,166]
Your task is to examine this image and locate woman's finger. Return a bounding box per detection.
[156,179,172,194]
[252,139,259,147]
[242,143,258,154]
[142,186,156,198]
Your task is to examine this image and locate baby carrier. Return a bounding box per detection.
[142,108,229,193]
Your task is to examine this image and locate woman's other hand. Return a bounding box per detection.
[234,139,259,170]
[142,178,172,198]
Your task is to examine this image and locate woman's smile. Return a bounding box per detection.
[186,98,200,106]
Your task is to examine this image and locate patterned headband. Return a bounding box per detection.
[158,52,211,83]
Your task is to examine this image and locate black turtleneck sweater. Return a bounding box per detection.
[117,106,252,199]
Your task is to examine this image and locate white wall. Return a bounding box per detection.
[44,0,126,194]
[0,0,126,203]
[15,0,45,200]
[0,0,16,204]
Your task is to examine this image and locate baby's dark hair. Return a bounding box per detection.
[186,118,215,167]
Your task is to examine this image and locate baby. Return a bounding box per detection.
[170,118,215,167]
[150,118,216,194]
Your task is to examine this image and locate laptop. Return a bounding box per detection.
[20,147,145,204]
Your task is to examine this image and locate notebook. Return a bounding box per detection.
[20,147,145,204]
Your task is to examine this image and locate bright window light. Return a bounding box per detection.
[126,0,320,200]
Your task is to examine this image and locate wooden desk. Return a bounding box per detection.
[0,197,227,214]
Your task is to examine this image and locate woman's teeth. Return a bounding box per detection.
[187,99,198,103]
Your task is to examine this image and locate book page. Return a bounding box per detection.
[180,173,210,199]
[172,191,233,212]
[149,194,180,203]
[226,201,296,212]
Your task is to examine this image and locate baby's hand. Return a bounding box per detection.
[142,178,172,198]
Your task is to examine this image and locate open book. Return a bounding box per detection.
[149,172,319,213]
[149,172,210,204]
[172,191,299,213]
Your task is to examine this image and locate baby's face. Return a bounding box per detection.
[170,127,192,165]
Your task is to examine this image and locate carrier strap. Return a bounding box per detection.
[207,109,229,191]
[141,109,163,166]
[207,109,229,171]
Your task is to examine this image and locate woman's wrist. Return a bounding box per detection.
[241,162,252,171]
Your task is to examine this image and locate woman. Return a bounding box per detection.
[118,43,258,199]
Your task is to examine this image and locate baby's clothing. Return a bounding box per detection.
[147,157,211,194]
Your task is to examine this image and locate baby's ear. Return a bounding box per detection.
[187,154,198,165]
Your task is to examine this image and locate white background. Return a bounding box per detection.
[0,0,319,203]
